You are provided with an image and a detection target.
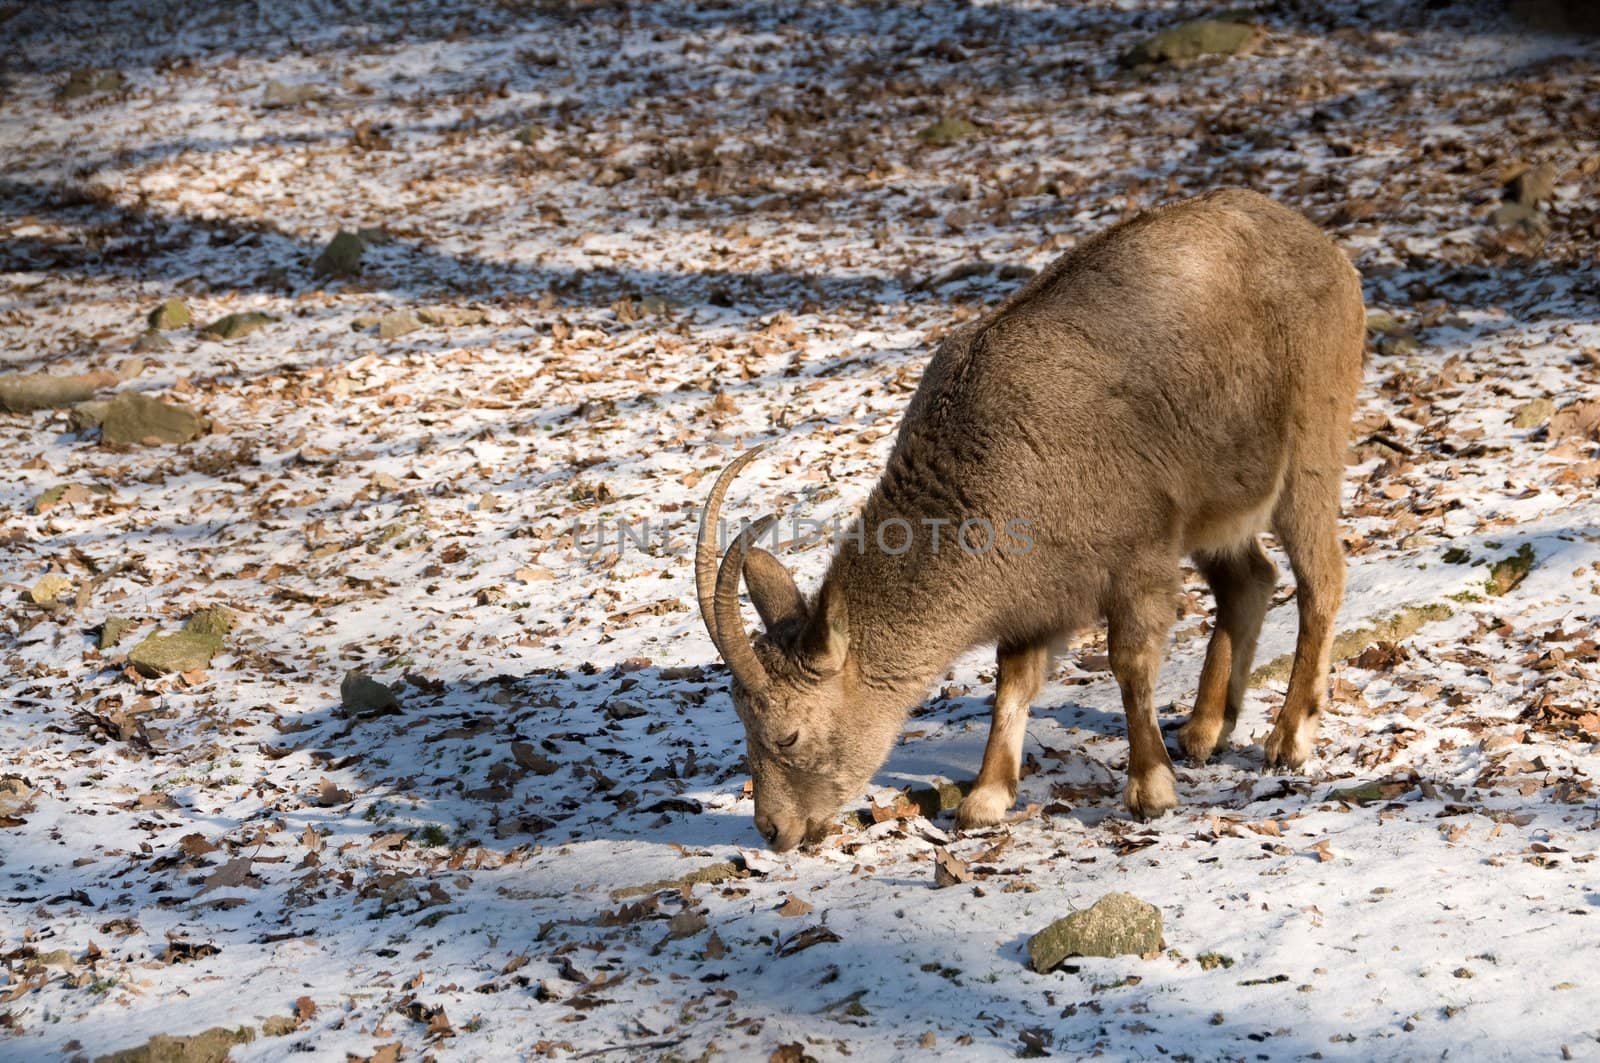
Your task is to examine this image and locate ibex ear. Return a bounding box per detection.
[744,548,807,631]
[801,580,849,675]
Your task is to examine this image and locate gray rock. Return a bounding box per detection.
[127,630,224,676]
[146,297,191,330]
[93,1025,255,1063]
[1511,397,1554,429]
[1506,161,1557,207]
[262,80,320,108]
[1490,200,1551,237]
[1027,892,1163,971]
[0,775,34,816]
[340,670,401,717]
[133,330,173,353]
[100,391,206,446]
[183,607,233,639]
[1122,19,1261,66]
[99,615,137,649]
[917,116,978,146]
[60,69,126,99]
[377,310,422,339]
[313,231,365,280]
[415,306,489,327]
[201,311,278,340]
[71,400,112,432]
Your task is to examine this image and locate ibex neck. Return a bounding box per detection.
[822,531,982,707]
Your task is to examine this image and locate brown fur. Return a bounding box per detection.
[697,189,1365,852]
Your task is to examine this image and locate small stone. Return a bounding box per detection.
[377,310,422,339]
[1365,311,1406,336]
[201,311,278,340]
[70,400,112,432]
[259,1017,296,1038]
[100,391,206,446]
[93,1026,255,1063]
[127,632,222,677]
[1122,19,1261,66]
[262,79,320,108]
[1505,161,1558,207]
[183,607,233,639]
[36,948,76,971]
[1511,397,1554,429]
[1027,892,1163,972]
[1489,201,1550,237]
[340,670,401,717]
[917,116,978,146]
[28,574,71,604]
[414,306,489,327]
[60,69,125,99]
[133,330,172,353]
[0,775,35,816]
[99,615,136,649]
[1486,544,1535,597]
[313,230,365,280]
[32,484,78,515]
[604,699,647,721]
[146,297,191,330]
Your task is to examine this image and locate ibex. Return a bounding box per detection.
[695,189,1365,852]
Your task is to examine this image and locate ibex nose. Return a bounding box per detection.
[754,814,779,845]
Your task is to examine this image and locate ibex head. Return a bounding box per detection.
[694,446,900,851]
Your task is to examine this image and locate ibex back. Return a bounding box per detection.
[695,189,1365,852]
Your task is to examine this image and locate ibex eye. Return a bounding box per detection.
[777,731,800,749]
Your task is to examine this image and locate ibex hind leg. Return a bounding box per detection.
[1264,470,1345,770]
[956,641,1048,830]
[1179,540,1277,764]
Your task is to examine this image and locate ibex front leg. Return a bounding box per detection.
[1109,572,1180,820]
[955,641,1047,830]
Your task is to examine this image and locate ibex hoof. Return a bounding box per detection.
[1123,765,1178,820]
[955,785,1014,830]
[1177,718,1227,765]
[1263,723,1314,770]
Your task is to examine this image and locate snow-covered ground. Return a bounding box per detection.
[2,0,1598,1059]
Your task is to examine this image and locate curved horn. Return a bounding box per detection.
[694,443,768,647]
[714,513,777,694]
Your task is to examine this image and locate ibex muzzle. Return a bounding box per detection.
[695,189,1366,852]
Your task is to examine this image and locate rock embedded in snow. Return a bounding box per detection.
[201,311,278,340]
[1490,200,1550,237]
[313,230,365,279]
[127,631,221,676]
[28,573,72,604]
[99,615,136,649]
[0,776,35,817]
[262,79,321,108]
[1121,19,1261,67]
[1505,161,1558,206]
[917,116,977,146]
[1027,892,1163,971]
[127,610,231,677]
[184,607,233,639]
[133,329,173,353]
[100,391,207,446]
[93,1025,256,1063]
[60,68,126,99]
[1511,397,1554,429]
[416,306,489,327]
[377,310,422,339]
[146,297,191,330]
[340,670,401,716]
